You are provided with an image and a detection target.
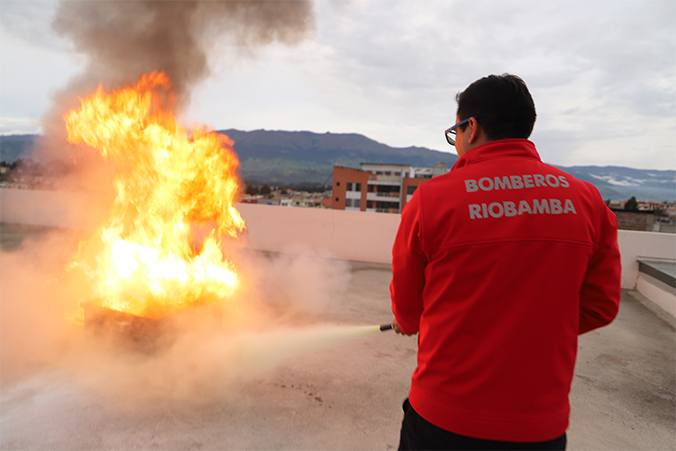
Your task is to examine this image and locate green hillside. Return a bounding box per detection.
[220,129,458,184]
[1,130,673,200]
[0,135,37,163]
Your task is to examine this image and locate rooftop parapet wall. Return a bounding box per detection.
[237,202,398,263]
[617,231,675,288]
[0,188,399,265]
[2,188,674,289]
[0,188,112,231]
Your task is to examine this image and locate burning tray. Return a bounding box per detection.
[80,299,224,352]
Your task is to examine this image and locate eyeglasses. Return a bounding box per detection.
[444,114,486,146]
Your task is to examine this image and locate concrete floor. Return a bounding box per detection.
[0,223,674,450]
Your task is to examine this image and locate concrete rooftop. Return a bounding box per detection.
[0,223,674,450]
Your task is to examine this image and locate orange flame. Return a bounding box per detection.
[65,71,245,319]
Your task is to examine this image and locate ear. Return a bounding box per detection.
[467,117,481,144]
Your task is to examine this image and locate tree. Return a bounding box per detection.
[623,196,639,211]
[260,184,271,195]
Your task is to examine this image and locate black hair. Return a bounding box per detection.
[455,74,536,141]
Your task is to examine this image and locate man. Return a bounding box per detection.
[390,74,621,450]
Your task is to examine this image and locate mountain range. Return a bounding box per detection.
[1,130,674,202]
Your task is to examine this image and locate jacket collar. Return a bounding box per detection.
[452,139,541,171]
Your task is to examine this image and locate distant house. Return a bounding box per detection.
[240,192,327,209]
[319,197,332,209]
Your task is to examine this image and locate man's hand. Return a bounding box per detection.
[392,318,415,336]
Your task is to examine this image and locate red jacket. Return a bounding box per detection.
[391,139,621,442]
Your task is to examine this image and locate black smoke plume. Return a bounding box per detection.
[38,0,315,163]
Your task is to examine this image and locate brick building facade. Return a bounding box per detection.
[612,210,656,232]
[332,163,448,213]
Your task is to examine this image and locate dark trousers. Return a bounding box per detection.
[398,399,567,451]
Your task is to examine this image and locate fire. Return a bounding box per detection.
[65,71,245,319]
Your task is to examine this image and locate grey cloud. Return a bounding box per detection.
[51,0,315,108]
[34,0,316,163]
[535,1,675,115]
[0,0,673,170]
[307,0,674,168]
[0,0,63,51]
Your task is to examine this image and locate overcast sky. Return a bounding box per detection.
[1,0,674,170]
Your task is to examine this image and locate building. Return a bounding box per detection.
[611,200,676,234]
[612,210,656,232]
[332,162,448,213]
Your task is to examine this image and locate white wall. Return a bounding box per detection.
[636,273,675,321]
[0,189,400,264]
[0,188,112,231]
[617,230,675,318]
[617,230,676,289]
[237,203,399,263]
[2,189,675,287]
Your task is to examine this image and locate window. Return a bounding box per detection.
[367,201,374,208]
[394,172,401,176]
[368,185,375,192]
[407,186,417,195]
[384,171,391,176]
[347,182,353,191]
[374,200,399,212]
[354,199,360,208]
[355,183,362,191]
[336,182,340,186]
[375,185,400,196]
[346,199,353,207]
[335,197,339,202]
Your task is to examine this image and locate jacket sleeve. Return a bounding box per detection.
[579,202,622,334]
[390,190,427,335]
